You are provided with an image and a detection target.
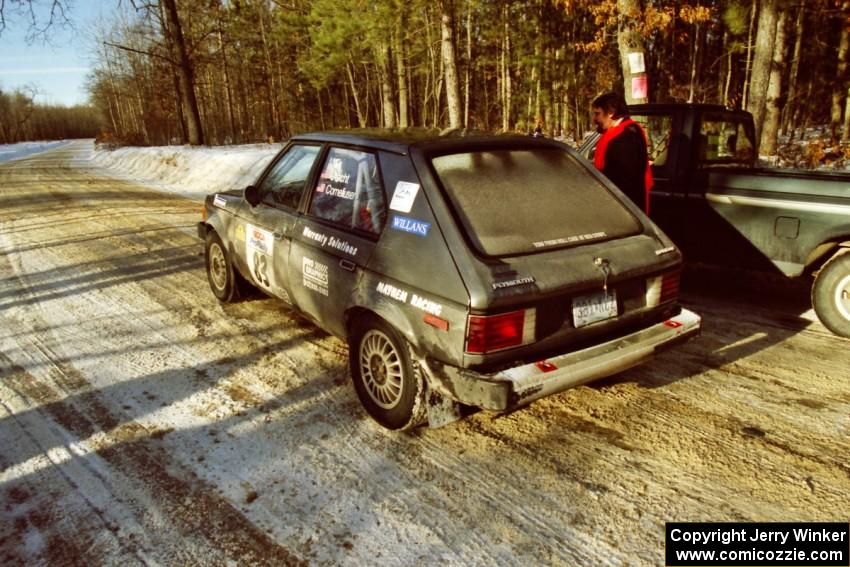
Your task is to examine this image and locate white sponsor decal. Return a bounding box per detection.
[655,246,675,256]
[376,282,443,316]
[532,232,607,249]
[376,282,408,302]
[302,257,329,296]
[213,194,227,208]
[389,181,420,213]
[410,294,442,316]
[302,226,358,256]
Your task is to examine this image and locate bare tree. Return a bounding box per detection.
[760,8,787,155]
[440,0,462,129]
[0,0,72,42]
[617,0,648,104]
[159,0,204,145]
[747,0,779,146]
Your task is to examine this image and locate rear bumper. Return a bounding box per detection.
[421,308,701,411]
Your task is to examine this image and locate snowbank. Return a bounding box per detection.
[91,143,283,201]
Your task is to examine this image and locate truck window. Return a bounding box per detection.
[696,112,755,167]
[307,147,387,234]
[632,113,674,175]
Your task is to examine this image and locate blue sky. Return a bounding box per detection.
[0,1,106,106]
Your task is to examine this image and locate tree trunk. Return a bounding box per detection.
[617,0,648,104]
[258,11,281,139]
[394,28,409,127]
[377,42,397,128]
[218,26,237,143]
[346,59,366,127]
[781,3,805,137]
[742,0,758,109]
[464,3,471,128]
[688,21,701,103]
[501,2,512,131]
[723,31,733,106]
[760,9,787,156]
[440,0,462,129]
[831,0,850,141]
[747,0,778,147]
[161,0,204,145]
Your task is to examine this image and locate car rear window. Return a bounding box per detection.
[431,148,641,256]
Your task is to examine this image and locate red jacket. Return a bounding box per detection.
[594,118,654,214]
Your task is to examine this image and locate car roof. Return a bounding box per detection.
[292,128,563,155]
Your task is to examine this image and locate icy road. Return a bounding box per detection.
[1,141,849,566]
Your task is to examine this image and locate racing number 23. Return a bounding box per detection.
[253,252,270,287]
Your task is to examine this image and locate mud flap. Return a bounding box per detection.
[426,391,463,428]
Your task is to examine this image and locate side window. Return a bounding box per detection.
[697,113,755,166]
[258,144,321,209]
[308,148,386,234]
[632,113,674,173]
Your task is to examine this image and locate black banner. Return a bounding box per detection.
[666,522,849,566]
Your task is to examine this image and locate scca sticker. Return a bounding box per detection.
[390,215,430,237]
[389,181,420,213]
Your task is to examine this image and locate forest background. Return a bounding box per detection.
[0,0,848,158]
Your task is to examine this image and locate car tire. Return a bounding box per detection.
[205,231,242,303]
[349,317,428,430]
[812,251,850,338]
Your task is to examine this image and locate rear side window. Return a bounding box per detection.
[431,148,641,257]
[308,147,386,234]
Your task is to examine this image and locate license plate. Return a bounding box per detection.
[572,290,618,328]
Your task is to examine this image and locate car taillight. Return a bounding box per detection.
[646,269,681,307]
[465,309,535,354]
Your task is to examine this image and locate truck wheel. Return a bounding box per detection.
[205,231,241,303]
[349,317,428,430]
[812,251,850,338]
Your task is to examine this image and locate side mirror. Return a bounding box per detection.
[244,184,261,206]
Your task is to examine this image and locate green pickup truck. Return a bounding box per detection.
[581,103,850,338]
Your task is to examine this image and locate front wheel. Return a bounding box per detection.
[205,231,241,303]
[349,317,428,430]
[812,251,850,338]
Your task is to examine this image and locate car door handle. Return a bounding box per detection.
[339,259,356,272]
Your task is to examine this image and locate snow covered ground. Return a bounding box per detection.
[2,140,849,566]
[0,140,70,164]
[90,141,282,201]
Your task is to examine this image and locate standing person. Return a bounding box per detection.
[591,92,653,214]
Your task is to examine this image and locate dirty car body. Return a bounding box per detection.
[198,129,701,429]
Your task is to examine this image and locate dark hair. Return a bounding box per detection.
[592,92,629,119]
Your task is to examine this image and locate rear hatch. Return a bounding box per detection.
[428,144,681,370]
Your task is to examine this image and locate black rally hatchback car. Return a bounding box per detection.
[198,129,700,430]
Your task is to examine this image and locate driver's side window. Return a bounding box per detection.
[259,144,321,209]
